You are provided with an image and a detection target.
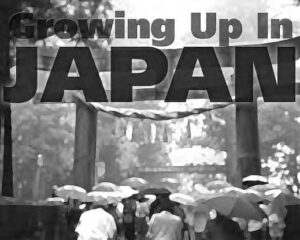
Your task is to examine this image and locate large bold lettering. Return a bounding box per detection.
[111,47,168,102]
[4,47,37,103]
[165,47,232,102]
[41,47,107,102]
[235,47,295,102]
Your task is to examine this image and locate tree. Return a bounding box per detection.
[12,103,75,199]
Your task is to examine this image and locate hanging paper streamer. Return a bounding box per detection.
[114,119,127,138]
[122,119,127,137]
[163,123,168,142]
[131,121,138,142]
[187,118,192,139]
[143,121,152,143]
[125,121,133,141]
[150,123,156,143]
[114,118,120,137]
[155,124,162,142]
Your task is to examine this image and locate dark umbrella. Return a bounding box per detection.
[243,175,268,188]
[204,195,267,221]
[248,183,283,193]
[206,180,232,191]
[142,188,171,195]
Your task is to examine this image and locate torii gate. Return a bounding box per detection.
[6,37,300,191]
[64,37,300,190]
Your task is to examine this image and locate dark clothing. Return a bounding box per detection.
[123,199,137,240]
[149,196,174,218]
[206,215,244,240]
[135,216,148,240]
[283,206,300,240]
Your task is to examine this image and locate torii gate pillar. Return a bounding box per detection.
[73,99,97,191]
[236,101,261,179]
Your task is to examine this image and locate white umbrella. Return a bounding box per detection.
[86,192,109,205]
[117,186,139,199]
[56,185,87,201]
[92,182,118,192]
[46,197,65,204]
[169,193,196,206]
[243,175,268,183]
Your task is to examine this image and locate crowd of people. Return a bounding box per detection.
[47,176,300,240]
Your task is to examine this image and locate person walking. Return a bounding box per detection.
[75,205,117,240]
[146,205,183,240]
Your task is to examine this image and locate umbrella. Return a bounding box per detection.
[145,194,156,204]
[120,177,148,190]
[193,184,216,200]
[267,190,300,218]
[161,178,179,184]
[248,184,282,193]
[169,193,196,206]
[56,185,87,201]
[204,196,267,221]
[86,191,122,205]
[243,175,268,186]
[44,197,65,206]
[224,186,265,203]
[150,182,175,193]
[159,178,179,192]
[85,191,109,205]
[46,197,65,204]
[92,182,118,192]
[206,180,232,191]
[117,186,139,199]
[266,189,300,205]
[142,188,171,195]
[194,184,211,193]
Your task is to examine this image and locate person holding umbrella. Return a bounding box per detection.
[206,213,244,240]
[135,194,154,240]
[75,193,117,240]
[146,204,183,240]
[122,195,137,240]
[169,193,197,240]
[56,185,87,239]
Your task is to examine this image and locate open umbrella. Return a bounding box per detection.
[266,190,300,218]
[92,182,118,192]
[56,185,87,201]
[86,191,123,205]
[161,178,179,184]
[159,178,179,192]
[224,186,265,203]
[120,177,148,190]
[248,184,282,193]
[243,175,268,187]
[85,191,109,205]
[266,189,300,206]
[169,193,196,206]
[206,180,232,192]
[45,197,65,204]
[204,196,267,221]
[142,188,171,195]
[117,186,139,199]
